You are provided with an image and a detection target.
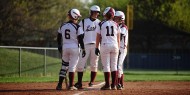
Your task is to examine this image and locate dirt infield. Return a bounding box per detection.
[0,81,190,95]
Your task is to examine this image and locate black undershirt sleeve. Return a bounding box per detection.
[77,34,85,49]
[57,33,62,46]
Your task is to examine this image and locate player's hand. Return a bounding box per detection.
[58,45,62,54]
[95,48,100,56]
[82,50,86,58]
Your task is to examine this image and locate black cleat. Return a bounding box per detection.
[121,84,124,88]
[117,84,122,90]
[56,83,62,90]
[100,85,111,90]
[111,84,117,90]
[74,82,83,89]
[68,86,78,90]
[88,82,94,87]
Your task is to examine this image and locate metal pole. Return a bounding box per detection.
[44,49,46,76]
[19,48,22,77]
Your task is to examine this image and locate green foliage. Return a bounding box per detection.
[91,0,190,33]
[130,0,190,33]
[165,0,190,32]
[92,0,130,20]
[1,0,190,47]
[0,0,87,46]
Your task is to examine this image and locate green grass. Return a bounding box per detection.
[0,72,190,83]
[0,48,61,77]
[0,48,190,83]
[0,70,104,83]
[0,70,190,82]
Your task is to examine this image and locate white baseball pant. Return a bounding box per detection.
[62,48,79,72]
[100,43,119,72]
[76,44,99,72]
[118,48,127,78]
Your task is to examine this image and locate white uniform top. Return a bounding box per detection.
[79,18,101,44]
[58,21,84,49]
[97,20,121,45]
[120,24,128,48]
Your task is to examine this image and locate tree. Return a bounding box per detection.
[130,0,190,33]
[91,0,130,20]
[0,0,87,46]
[165,0,190,32]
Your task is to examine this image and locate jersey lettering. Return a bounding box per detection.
[86,25,96,32]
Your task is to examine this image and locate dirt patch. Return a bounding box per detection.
[0,82,190,95]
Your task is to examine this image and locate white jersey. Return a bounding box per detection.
[79,18,101,44]
[97,20,121,45]
[120,24,128,48]
[58,21,84,49]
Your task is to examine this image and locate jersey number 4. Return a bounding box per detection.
[65,29,70,39]
[106,26,114,36]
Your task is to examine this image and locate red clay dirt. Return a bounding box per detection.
[0,82,190,95]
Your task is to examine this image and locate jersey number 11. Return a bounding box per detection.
[106,26,114,36]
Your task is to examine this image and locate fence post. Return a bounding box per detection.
[19,48,22,77]
[44,49,46,76]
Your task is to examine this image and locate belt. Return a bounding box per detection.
[87,43,95,45]
[120,46,126,49]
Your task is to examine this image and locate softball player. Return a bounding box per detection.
[114,11,128,90]
[95,7,120,90]
[74,5,101,89]
[56,8,85,90]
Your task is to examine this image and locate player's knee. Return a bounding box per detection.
[76,67,84,72]
[118,66,122,71]
[61,60,69,70]
[111,67,117,72]
[68,67,76,72]
[118,74,122,78]
[91,67,98,72]
[121,71,123,75]
[103,67,110,72]
[59,69,67,78]
[62,60,69,64]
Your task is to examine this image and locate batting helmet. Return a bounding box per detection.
[103,7,115,18]
[68,9,82,20]
[90,5,100,12]
[115,11,125,20]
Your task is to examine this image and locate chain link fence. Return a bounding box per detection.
[1,46,190,77]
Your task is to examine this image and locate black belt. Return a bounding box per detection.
[87,43,95,45]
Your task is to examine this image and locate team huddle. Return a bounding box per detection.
[56,5,128,90]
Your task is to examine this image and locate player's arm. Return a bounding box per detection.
[117,27,121,49]
[57,33,62,53]
[117,32,120,49]
[96,22,102,48]
[78,34,86,58]
[77,26,85,50]
[77,26,86,57]
[77,34,85,50]
[123,27,128,48]
[95,22,102,56]
[96,33,101,48]
[120,26,126,41]
[120,34,124,41]
[95,33,101,56]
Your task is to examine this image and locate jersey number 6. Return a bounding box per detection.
[65,29,70,39]
[106,26,114,36]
